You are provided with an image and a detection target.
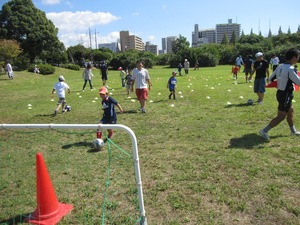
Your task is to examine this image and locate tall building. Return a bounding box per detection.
[161,36,177,54]
[98,42,120,53]
[216,19,241,44]
[145,42,158,55]
[192,24,216,46]
[119,31,145,52]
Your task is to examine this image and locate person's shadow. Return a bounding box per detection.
[0,213,30,225]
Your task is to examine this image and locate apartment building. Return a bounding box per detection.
[119,30,145,52]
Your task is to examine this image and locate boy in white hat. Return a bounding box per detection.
[51,75,70,115]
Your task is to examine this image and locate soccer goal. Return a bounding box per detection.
[1,123,148,225]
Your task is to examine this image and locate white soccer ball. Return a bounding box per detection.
[247,99,254,105]
[93,138,105,150]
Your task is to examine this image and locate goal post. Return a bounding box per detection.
[1,123,148,225]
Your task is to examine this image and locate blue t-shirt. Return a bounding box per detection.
[101,96,118,123]
[168,77,177,90]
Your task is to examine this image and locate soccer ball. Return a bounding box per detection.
[93,138,105,150]
[64,105,71,111]
[247,99,254,105]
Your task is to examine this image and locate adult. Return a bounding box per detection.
[244,55,254,82]
[99,60,108,87]
[131,60,152,113]
[82,63,94,91]
[250,52,269,104]
[235,55,244,71]
[269,54,280,72]
[6,61,13,79]
[183,59,190,75]
[259,48,300,141]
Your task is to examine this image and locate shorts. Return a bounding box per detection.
[126,84,131,90]
[100,117,117,124]
[277,90,293,112]
[135,88,148,100]
[254,78,266,93]
[57,97,66,105]
[244,68,252,75]
[101,71,108,80]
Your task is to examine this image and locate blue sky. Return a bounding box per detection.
[2,0,300,49]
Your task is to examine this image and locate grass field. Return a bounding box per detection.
[0,65,299,225]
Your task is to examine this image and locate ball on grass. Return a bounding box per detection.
[93,138,105,150]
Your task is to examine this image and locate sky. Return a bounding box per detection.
[1,0,300,49]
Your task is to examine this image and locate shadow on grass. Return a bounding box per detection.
[34,113,57,118]
[228,133,282,149]
[225,103,254,108]
[0,213,30,225]
[120,109,138,114]
[62,141,92,150]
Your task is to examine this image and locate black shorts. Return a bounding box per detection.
[100,117,117,124]
[277,90,293,112]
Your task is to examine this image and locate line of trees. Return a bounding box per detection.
[1,0,300,71]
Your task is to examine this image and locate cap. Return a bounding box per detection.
[99,87,108,95]
[172,71,177,75]
[118,67,122,70]
[58,75,65,81]
[255,52,263,58]
[185,59,187,61]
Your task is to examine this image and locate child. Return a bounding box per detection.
[118,67,126,88]
[82,63,94,91]
[51,75,70,115]
[167,71,177,100]
[98,86,123,140]
[125,69,133,95]
[232,65,239,80]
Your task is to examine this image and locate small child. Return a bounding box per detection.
[51,75,70,115]
[98,86,123,140]
[167,71,177,100]
[232,65,239,80]
[125,69,133,95]
[118,67,126,88]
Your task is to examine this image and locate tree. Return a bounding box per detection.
[0,0,65,63]
[172,35,190,54]
[297,25,300,33]
[268,29,272,38]
[0,39,22,60]
[229,31,237,45]
[278,26,283,35]
[287,26,291,35]
[221,33,228,45]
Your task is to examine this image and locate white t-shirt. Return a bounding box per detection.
[53,81,69,98]
[6,63,13,72]
[132,68,150,89]
[270,57,280,66]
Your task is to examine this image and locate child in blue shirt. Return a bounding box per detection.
[167,71,177,100]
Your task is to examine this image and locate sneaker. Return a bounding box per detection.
[54,110,58,115]
[291,131,300,136]
[62,110,66,114]
[141,108,146,113]
[259,129,269,141]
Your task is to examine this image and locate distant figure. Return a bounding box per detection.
[250,52,269,104]
[177,63,183,76]
[6,61,13,79]
[34,65,40,73]
[269,54,280,72]
[118,66,126,88]
[194,60,199,70]
[184,59,190,75]
[99,60,108,87]
[125,69,133,95]
[51,75,70,115]
[235,55,244,71]
[82,63,94,91]
[231,65,239,80]
[244,55,254,82]
[167,71,177,100]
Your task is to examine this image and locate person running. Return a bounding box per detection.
[259,48,300,141]
[167,71,177,100]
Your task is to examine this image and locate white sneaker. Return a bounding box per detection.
[291,131,300,136]
[259,129,269,141]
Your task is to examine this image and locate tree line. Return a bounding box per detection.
[1,0,300,71]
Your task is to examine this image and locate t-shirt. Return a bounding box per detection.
[125,74,133,85]
[132,68,150,89]
[101,96,118,119]
[244,58,253,69]
[254,60,269,79]
[53,81,69,98]
[168,76,177,90]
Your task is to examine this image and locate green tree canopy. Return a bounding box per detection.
[172,35,190,54]
[0,0,65,63]
[0,39,22,60]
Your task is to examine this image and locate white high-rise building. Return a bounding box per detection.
[216,19,241,44]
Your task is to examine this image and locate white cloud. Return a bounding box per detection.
[147,35,155,41]
[46,11,121,47]
[131,12,140,16]
[42,0,61,5]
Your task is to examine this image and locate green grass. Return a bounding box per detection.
[0,65,299,225]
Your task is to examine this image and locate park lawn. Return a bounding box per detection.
[0,65,299,225]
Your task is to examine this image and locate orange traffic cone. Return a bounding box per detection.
[25,152,73,225]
